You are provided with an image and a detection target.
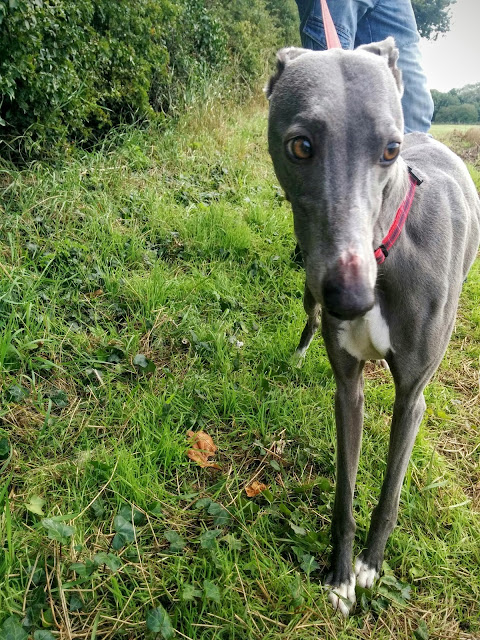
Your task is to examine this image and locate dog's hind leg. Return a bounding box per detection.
[294,284,321,363]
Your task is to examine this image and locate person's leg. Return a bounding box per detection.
[295,0,374,50]
[355,0,433,132]
[294,0,433,133]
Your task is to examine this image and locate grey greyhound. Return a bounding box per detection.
[266,38,480,616]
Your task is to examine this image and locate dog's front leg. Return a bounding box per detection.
[323,318,364,616]
[355,382,426,588]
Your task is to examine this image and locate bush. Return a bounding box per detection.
[0,0,174,156]
[0,0,299,160]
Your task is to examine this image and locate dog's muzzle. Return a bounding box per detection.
[321,253,375,320]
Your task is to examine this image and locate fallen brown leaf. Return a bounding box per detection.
[187,430,221,470]
[245,481,267,497]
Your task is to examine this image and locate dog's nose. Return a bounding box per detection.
[322,254,374,320]
[322,279,374,320]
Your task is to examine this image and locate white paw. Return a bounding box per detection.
[354,558,379,589]
[292,348,307,367]
[327,575,356,617]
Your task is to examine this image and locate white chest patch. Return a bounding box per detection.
[337,304,391,361]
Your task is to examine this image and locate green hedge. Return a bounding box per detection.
[0,0,299,160]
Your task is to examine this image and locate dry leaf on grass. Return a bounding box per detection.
[87,289,104,298]
[187,430,221,470]
[245,481,267,497]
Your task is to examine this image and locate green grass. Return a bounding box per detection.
[0,98,479,640]
[430,123,480,137]
[431,124,480,157]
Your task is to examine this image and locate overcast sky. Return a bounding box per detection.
[419,0,479,92]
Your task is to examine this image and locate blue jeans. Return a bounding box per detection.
[295,0,434,133]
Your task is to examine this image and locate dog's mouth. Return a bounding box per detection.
[322,279,375,322]
[325,306,371,321]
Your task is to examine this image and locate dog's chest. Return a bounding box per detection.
[337,305,391,361]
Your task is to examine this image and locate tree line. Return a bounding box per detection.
[431,85,480,124]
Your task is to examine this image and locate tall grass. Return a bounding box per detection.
[0,98,479,639]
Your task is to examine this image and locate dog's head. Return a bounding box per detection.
[267,38,404,320]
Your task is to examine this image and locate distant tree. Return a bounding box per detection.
[431,84,480,123]
[431,88,459,120]
[457,83,480,104]
[412,0,456,39]
[436,103,478,124]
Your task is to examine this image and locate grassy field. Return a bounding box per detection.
[430,123,480,137]
[0,99,479,640]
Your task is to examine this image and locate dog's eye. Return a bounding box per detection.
[381,142,401,163]
[287,137,313,160]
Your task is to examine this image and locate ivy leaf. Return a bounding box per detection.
[47,389,68,408]
[34,631,56,640]
[112,515,135,549]
[377,574,411,606]
[299,553,320,575]
[106,348,124,364]
[195,498,212,509]
[164,530,186,552]
[69,559,95,577]
[41,518,75,544]
[289,522,307,536]
[220,534,242,551]
[413,620,429,640]
[145,605,174,639]
[118,504,146,525]
[29,567,46,586]
[25,496,45,516]
[0,437,10,460]
[133,354,156,373]
[207,502,231,526]
[6,384,30,403]
[199,529,222,549]
[68,595,84,612]
[181,584,203,601]
[371,596,389,613]
[203,580,221,603]
[93,552,122,572]
[149,502,163,517]
[90,497,106,519]
[0,616,28,640]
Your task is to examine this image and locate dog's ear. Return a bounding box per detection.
[265,47,309,100]
[358,37,403,96]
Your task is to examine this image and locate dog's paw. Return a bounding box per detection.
[291,348,307,368]
[354,557,379,589]
[326,574,356,617]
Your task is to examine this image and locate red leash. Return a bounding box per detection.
[319,0,422,265]
[320,0,342,49]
